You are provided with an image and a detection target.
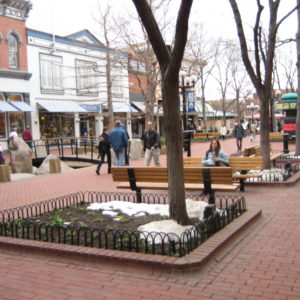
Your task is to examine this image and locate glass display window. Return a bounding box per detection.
[39,112,74,138]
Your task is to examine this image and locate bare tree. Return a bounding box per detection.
[186,23,218,130]
[115,0,174,128]
[131,0,193,225]
[94,4,116,129]
[229,43,252,119]
[212,40,236,124]
[228,0,299,169]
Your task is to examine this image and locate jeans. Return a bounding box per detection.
[114,148,125,166]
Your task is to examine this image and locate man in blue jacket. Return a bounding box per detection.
[109,120,128,166]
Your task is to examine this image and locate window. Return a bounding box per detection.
[0,94,6,139]
[75,59,99,96]
[7,34,18,68]
[130,60,146,73]
[8,94,24,135]
[40,54,64,94]
[112,68,123,98]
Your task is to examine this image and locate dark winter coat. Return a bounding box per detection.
[98,133,111,153]
[233,125,245,139]
[143,130,160,151]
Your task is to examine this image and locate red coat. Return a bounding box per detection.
[22,129,32,141]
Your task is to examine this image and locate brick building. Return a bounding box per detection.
[0,0,33,150]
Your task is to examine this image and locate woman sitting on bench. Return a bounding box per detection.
[202,139,229,166]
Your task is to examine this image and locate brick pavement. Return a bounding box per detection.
[0,136,299,299]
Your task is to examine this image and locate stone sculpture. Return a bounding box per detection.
[9,136,33,174]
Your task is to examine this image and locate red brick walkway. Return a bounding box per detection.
[0,136,299,299]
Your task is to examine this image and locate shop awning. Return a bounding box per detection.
[131,101,162,114]
[37,100,88,112]
[10,101,35,112]
[0,101,19,112]
[79,104,101,112]
[113,102,138,113]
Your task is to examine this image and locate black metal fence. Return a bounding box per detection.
[0,191,246,257]
[31,137,99,165]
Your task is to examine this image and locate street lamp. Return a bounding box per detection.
[246,103,259,124]
[179,71,197,130]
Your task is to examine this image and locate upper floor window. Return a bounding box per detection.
[7,34,19,68]
[40,54,64,94]
[75,59,99,96]
[111,67,123,98]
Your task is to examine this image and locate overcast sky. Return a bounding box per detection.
[26,0,298,100]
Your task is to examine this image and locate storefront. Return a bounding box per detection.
[0,93,35,141]
[36,100,89,139]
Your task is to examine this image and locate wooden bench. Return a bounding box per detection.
[244,144,261,157]
[269,132,283,140]
[111,166,239,203]
[229,156,264,191]
[193,132,221,140]
[244,144,283,165]
[183,156,263,192]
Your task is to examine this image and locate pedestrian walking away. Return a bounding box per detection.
[250,121,257,142]
[220,124,227,141]
[143,121,161,167]
[233,120,245,152]
[202,139,229,166]
[96,128,111,175]
[121,123,130,165]
[109,120,128,167]
[22,125,33,149]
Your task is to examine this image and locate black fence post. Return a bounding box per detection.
[283,133,289,154]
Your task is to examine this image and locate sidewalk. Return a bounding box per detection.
[0,136,299,299]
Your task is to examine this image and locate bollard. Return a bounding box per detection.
[0,164,11,182]
[283,133,289,154]
[49,158,61,174]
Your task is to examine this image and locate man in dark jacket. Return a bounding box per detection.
[143,121,160,166]
[96,128,111,175]
[109,120,128,166]
[233,120,245,152]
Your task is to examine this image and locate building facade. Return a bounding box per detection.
[0,0,33,150]
[27,28,131,141]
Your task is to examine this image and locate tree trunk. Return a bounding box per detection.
[162,75,189,225]
[200,77,207,129]
[258,90,271,169]
[296,0,300,155]
[106,52,114,129]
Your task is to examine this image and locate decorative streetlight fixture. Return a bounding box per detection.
[179,71,197,130]
[246,103,259,124]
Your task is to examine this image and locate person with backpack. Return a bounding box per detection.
[96,128,111,175]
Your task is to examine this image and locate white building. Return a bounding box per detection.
[26,28,132,140]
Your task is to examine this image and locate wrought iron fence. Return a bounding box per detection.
[31,137,99,165]
[0,192,246,257]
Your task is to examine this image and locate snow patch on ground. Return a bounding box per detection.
[87,199,211,243]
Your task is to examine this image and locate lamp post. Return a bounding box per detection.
[179,71,197,130]
[246,103,259,124]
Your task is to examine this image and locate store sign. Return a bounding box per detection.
[187,91,195,112]
[276,102,297,110]
[284,123,296,131]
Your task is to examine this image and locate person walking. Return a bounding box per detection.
[0,141,4,165]
[250,121,257,142]
[143,121,161,167]
[233,120,245,152]
[220,124,227,141]
[121,123,130,165]
[202,139,229,166]
[96,128,111,175]
[109,120,128,167]
[22,125,33,149]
